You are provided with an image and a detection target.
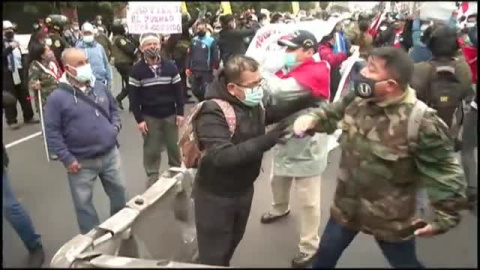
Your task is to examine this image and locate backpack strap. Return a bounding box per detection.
[211,99,236,136]
[407,100,429,152]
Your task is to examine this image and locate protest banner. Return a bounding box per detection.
[126,2,181,34]
[221,2,232,15]
[246,18,351,152]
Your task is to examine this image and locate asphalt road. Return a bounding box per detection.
[2,68,477,268]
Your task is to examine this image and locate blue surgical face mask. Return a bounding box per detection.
[284,52,298,69]
[239,85,264,107]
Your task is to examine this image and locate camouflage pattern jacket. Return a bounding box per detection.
[307,87,468,242]
[28,60,60,113]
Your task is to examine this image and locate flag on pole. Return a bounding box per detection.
[181,2,188,13]
[292,2,300,15]
[221,2,232,15]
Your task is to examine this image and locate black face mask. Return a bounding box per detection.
[197,31,206,37]
[354,73,380,99]
[5,31,14,40]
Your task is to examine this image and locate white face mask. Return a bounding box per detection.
[83,35,94,43]
[45,38,52,46]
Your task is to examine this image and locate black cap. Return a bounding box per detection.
[278,30,318,51]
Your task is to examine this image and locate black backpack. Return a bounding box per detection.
[425,60,464,131]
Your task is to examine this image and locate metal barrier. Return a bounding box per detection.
[51,168,224,268]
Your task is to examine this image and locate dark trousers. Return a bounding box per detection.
[312,216,424,268]
[115,63,133,109]
[3,70,34,125]
[194,185,254,266]
[191,71,213,102]
[180,69,189,98]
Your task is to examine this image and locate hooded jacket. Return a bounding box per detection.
[194,73,315,197]
[76,40,112,84]
[44,74,121,168]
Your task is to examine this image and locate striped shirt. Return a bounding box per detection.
[129,59,184,123]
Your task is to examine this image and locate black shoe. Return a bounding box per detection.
[8,123,22,130]
[260,209,291,224]
[25,118,40,124]
[291,252,315,268]
[27,246,45,268]
[116,99,124,110]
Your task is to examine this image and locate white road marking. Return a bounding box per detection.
[5,131,42,149]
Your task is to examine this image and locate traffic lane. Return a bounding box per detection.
[3,128,477,268]
[2,111,145,268]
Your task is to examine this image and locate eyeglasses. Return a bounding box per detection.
[235,78,265,89]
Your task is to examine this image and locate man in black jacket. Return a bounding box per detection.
[193,55,314,266]
[217,14,256,65]
[164,11,199,101]
[3,21,37,130]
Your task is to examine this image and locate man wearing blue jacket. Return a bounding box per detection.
[44,48,126,234]
[186,20,219,101]
[76,22,112,90]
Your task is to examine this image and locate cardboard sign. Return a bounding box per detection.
[419,2,457,22]
[127,2,181,34]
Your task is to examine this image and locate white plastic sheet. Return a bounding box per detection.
[247,19,353,152]
[419,2,457,22]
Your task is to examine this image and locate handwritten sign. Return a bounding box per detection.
[127,2,181,34]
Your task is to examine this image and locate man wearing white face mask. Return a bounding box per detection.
[76,22,112,90]
[44,48,126,234]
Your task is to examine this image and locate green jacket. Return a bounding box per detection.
[111,35,136,65]
[307,87,468,242]
[28,60,59,113]
[273,106,330,178]
[95,33,113,61]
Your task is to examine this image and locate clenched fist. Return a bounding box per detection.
[293,114,319,137]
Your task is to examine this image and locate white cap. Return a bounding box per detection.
[82,22,94,33]
[3,20,13,30]
[140,33,160,46]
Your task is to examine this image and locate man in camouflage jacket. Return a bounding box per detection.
[293,47,469,268]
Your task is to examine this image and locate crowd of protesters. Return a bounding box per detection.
[2,3,478,268]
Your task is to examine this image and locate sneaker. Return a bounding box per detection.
[116,99,124,110]
[8,123,22,130]
[260,209,291,224]
[291,252,315,268]
[25,118,40,124]
[27,246,45,268]
[49,154,59,161]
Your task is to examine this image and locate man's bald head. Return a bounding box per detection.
[61,48,88,68]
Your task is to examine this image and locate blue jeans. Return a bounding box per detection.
[311,216,424,268]
[3,169,42,252]
[67,148,127,234]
